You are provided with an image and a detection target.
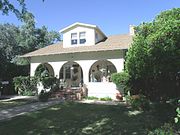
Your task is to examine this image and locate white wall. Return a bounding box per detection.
[63,26,95,48]
[30,50,125,99]
[86,82,119,100]
[30,50,124,83]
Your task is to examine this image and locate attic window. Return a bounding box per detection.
[79,32,86,44]
[71,33,77,45]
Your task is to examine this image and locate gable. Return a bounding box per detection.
[60,22,106,48]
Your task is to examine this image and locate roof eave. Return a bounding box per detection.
[59,22,97,33]
[21,47,128,58]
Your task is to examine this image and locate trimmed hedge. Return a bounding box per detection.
[111,72,129,94]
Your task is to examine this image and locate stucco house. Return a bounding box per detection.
[22,22,133,99]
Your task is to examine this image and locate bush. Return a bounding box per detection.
[100,97,112,101]
[38,90,50,102]
[127,94,150,111]
[85,96,99,100]
[40,76,57,90]
[148,123,175,135]
[111,72,129,95]
[174,99,180,123]
[13,76,38,96]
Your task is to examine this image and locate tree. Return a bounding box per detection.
[0,0,26,19]
[0,0,44,20]
[125,8,180,100]
[0,23,20,62]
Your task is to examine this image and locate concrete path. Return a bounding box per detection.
[0,99,63,121]
[0,95,37,102]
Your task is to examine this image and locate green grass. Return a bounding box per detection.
[0,102,179,135]
[0,99,37,109]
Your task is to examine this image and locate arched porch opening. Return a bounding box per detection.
[59,61,83,88]
[35,63,54,77]
[89,60,117,82]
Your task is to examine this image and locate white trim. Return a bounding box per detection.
[59,22,106,38]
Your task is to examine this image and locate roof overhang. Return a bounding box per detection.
[59,22,106,37]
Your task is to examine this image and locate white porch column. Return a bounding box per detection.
[108,58,124,73]
[49,62,66,78]
[76,60,96,84]
[30,63,41,76]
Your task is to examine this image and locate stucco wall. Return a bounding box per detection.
[63,26,95,48]
[30,50,125,99]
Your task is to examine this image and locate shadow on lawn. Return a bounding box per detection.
[0,102,178,135]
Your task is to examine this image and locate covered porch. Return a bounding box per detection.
[32,58,124,100]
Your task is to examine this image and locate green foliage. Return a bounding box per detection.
[38,90,49,102]
[148,123,175,135]
[0,20,60,64]
[0,0,27,19]
[126,95,150,111]
[125,8,180,100]
[85,96,99,100]
[35,64,49,77]
[13,76,38,95]
[0,22,60,93]
[111,72,129,94]
[0,24,20,62]
[111,72,129,85]
[174,99,180,123]
[13,75,58,96]
[85,96,112,101]
[41,77,57,89]
[0,0,44,21]
[99,97,112,101]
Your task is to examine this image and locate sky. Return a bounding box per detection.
[0,0,179,36]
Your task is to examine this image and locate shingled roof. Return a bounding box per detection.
[22,34,133,57]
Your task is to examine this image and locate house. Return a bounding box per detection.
[22,22,133,99]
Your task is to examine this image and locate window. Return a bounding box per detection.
[79,32,86,44]
[71,33,77,45]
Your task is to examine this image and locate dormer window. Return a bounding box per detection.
[71,33,77,45]
[79,32,86,44]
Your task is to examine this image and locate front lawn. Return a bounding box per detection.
[0,102,179,135]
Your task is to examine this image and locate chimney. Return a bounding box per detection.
[129,25,135,35]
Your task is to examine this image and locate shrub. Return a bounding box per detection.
[100,97,112,101]
[111,72,129,95]
[174,99,180,123]
[41,76,57,89]
[85,96,99,100]
[38,90,50,102]
[148,123,175,135]
[13,76,38,95]
[127,94,150,111]
[22,90,35,96]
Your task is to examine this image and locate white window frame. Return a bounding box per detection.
[71,33,77,45]
[79,32,86,44]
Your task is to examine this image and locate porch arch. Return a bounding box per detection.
[35,63,55,77]
[59,61,83,87]
[89,60,117,82]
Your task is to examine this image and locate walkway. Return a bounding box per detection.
[0,99,63,121]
